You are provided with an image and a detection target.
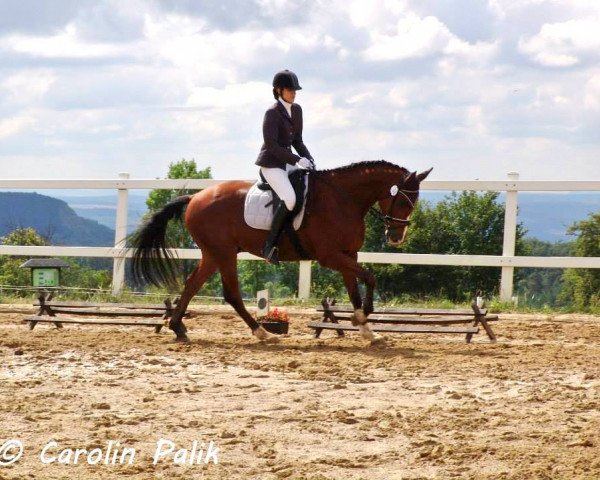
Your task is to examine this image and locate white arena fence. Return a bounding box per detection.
[1,173,600,301]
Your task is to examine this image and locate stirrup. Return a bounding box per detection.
[263,245,280,265]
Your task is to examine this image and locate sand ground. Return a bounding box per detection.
[0,304,599,480]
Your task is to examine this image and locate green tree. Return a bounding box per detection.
[558,212,600,309]
[517,239,573,307]
[238,260,299,299]
[0,228,50,286]
[146,159,212,249]
[358,191,526,302]
[141,159,222,294]
[0,228,111,293]
[1,227,49,247]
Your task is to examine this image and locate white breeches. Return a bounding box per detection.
[260,163,300,211]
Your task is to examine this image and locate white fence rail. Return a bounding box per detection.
[1,173,599,300]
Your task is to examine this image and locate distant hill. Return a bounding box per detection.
[2,190,597,246]
[0,192,115,246]
[418,192,600,242]
[515,193,599,242]
[55,193,149,234]
[58,191,600,243]
[63,191,600,243]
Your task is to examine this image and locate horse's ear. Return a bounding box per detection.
[405,171,417,183]
[417,167,433,182]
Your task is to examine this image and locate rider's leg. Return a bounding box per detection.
[259,166,297,265]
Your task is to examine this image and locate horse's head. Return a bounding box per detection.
[377,168,432,246]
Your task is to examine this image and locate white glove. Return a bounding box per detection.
[297,157,314,169]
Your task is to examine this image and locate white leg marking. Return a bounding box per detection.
[253,326,280,343]
[354,308,367,324]
[254,326,269,340]
[358,323,375,341]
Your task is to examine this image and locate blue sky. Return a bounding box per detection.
[1,0,599,181]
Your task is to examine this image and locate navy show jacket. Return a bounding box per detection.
[255,101,312,169]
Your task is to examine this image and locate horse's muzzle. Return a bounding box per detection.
[387,239,404,247]
[385,230,407,246]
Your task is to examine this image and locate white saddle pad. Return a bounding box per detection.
[244,176,308,231]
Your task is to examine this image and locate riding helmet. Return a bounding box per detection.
[272,70,302,90]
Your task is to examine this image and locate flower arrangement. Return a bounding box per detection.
[257,307,289,334]
[263,307,289,322]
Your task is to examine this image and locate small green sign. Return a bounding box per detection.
[32,268,60,287]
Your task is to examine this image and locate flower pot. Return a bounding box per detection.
[260,321,289,334]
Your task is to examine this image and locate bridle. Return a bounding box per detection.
[369,188,418,230]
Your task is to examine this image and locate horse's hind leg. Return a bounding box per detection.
[216,250,272,341]
[169,255,217,341]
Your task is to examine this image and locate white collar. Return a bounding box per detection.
[278,97,292,117]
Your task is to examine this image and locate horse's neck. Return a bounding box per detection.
[322,170,391,215]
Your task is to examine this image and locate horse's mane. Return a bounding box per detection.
[315,160,409,177]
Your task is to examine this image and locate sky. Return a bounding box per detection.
[1,0,599,181]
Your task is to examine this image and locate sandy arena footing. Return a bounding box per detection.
[0,305,599,479]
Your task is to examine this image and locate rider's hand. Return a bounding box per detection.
[298,157,314,169]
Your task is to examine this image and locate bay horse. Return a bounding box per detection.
[130,161,432,342]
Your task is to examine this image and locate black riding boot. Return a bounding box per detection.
[262,201,293,265]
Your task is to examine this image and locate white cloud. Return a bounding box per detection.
[530,84,571,109]
[347,0,408,29]
[307,94,352,129]
[518,19,600,67]
[0,1,599,183]
[5,23,127,58]
[363,14,452,61]
[0,114,37,138]
[464,105,489,136]
[347,91,375,106]
[187,82,267,109]
[360,10,498,67]
[388,85,410,107]
[142,11,336,88]
[2,70,56,106]
[584,73,600,110]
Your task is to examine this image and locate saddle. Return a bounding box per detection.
[244,169,310,258]
[244,169,309,230]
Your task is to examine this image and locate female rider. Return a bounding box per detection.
[255,69,315,264]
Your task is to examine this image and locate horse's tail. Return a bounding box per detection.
[129,195,192,290]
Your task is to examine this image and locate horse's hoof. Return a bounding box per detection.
[253,326,280,343]
[358,323,375,341]
[253,326,269,340]
[174,335,190,343]
[370,335,387,347]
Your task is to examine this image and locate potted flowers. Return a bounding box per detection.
[257,307,289,334]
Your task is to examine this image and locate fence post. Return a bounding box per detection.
[112,172,130,296]
[298,260,312,300]
[500,172,519,302]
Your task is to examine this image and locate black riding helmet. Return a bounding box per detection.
[272,70,302,99]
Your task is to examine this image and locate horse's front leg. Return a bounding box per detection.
[321,253,376,341]
[341,272,362,311]
[340,253,376,316]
